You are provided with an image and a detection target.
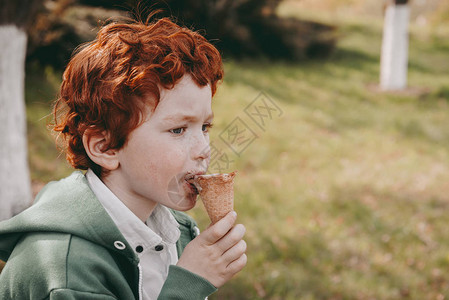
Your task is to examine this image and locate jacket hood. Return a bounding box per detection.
[0,171,135,262]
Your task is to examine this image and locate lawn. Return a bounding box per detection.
[21,2,449,299]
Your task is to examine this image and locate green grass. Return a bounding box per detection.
[25,62,72,184]
[25,4,449,299]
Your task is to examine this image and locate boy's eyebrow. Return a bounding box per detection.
[162,112,214,122]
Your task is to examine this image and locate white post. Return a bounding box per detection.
[0,24,32,220]
[380,3,410,90]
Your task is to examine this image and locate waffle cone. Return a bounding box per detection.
[194,171,237,224]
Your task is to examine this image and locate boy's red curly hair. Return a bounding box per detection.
[53,17,224,176]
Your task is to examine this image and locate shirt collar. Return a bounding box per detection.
[85,169,180,251]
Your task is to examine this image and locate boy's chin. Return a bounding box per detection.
[166,193,198,211]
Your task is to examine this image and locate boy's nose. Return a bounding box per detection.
[191,132,210,162]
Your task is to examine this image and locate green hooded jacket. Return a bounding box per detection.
[0,171,216,299]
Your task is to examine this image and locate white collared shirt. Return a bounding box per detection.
[86,169,181,300]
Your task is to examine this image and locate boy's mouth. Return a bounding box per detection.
[189,183,199,194]
[185,172,204,195]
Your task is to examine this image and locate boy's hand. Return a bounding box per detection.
[176,211,247,288]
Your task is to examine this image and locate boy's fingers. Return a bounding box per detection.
[222,239,247,262]
[202,211,237,245]
[226,253,247,275]
[216,223,245,252]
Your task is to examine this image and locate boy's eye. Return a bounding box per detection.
[202,123,213,132]
[170,127,185,134]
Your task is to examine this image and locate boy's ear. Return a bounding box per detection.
[82,129,119,171]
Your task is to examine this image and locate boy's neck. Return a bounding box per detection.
[101,174,157,222]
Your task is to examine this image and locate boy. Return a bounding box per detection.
[0,17,247,299]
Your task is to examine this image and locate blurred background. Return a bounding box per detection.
[1,0,449,298]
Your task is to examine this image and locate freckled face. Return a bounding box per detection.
[108,74,213,211]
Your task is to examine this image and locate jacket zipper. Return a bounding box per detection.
[138,263,143,300]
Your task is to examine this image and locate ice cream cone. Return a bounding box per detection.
[193,171,237,224]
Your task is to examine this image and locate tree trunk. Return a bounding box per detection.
[380,2,410,90]
[0,24,32,221]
